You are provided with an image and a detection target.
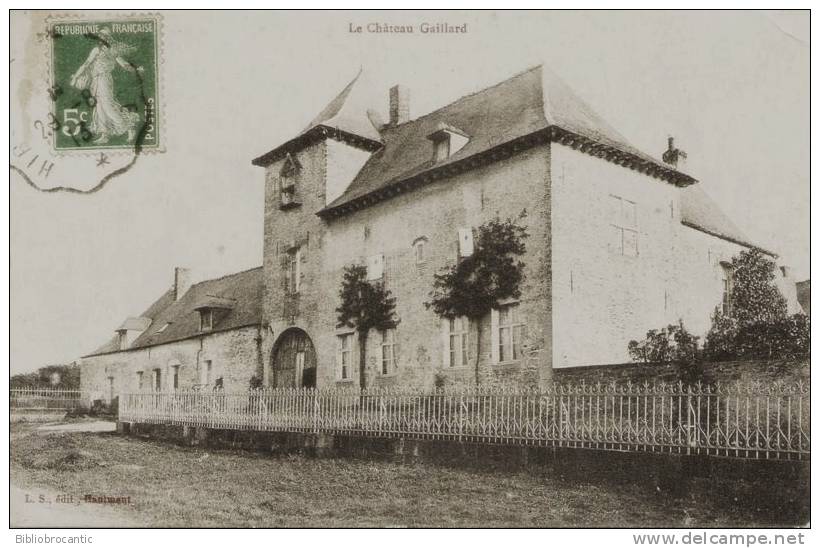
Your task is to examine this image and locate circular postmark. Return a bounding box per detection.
[10,13,163,194]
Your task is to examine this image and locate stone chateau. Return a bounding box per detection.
[80,65,800,401]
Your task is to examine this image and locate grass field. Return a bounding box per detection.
[10,423,809,527]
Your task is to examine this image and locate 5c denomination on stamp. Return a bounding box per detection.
[50,18,160,151]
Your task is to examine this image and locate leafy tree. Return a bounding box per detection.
[728,248,787,325]
[704,249,807,361]
[10,363,81,389]
[426,215,528,384]
[336,264,396,390]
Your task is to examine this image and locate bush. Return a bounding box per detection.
[732,314,810,360]
[703,308,739,361]
[705,309,810,361]
[628,320,699,364]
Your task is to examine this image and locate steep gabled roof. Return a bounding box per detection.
[680,186,775,256]
[117,317,152,331]
[299,70,382,143]
[251,71,383,167]
[83,267,263,358]
[317,65,695,218]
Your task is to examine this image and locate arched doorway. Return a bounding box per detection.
[271,328,317,388]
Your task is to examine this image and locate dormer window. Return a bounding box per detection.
[427,123,469,162]
[114,316,151,350]
[199,309,214,331]
[194,295,235,332]
[116,329,128,350]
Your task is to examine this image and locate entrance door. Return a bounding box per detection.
[272,329,317,388]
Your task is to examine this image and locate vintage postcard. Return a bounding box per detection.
[8,9,810,534]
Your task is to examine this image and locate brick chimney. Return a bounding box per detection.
[389,85,410,126]
[662,136,687,170]
[174,267,191,301]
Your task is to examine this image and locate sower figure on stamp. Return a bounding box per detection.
[69,27,143,144]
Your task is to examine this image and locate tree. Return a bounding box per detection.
[426,215,528,384]
[728,248,787,326]
[10,363,81,389]
[704,249,805,361]
[336,264,396,390]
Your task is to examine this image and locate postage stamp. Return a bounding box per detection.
[49,18,160,151]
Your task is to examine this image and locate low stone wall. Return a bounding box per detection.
[118,421,809,491]
[553,358,809,385]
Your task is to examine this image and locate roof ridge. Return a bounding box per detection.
[385,64,543,130]
[188,265,263,290]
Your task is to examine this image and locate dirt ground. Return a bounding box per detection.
[10,422,809,528]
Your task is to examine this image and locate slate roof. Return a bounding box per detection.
[680,186,774,256]
[116,316,152,331]
[83,267,263,358]
[299,69,382,143]
[252,65,695,216]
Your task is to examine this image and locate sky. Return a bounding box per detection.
[9,10,809,374]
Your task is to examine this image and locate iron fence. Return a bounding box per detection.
[119,381,810,460]
[11,388,85,410]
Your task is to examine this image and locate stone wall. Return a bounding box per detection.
[551,144,800,369]
[551,145,681,368]
[553,358,809,386]
[79,326,262,403]
[261,139,553,390]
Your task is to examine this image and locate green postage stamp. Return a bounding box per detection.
[49,17,160,151]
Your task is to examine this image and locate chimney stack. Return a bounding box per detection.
[662,135,687,170]
[174,267,191,301]
[389,85,410,126]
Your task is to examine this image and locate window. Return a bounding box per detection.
[108,376,115,402]
[338,334,353,380]
[447,317,469,368]
[199,309,213,331]
[287,248,301,293]
[380,329,397,375]
[152,369,161,391]
[279,154,300,209]
[117,330,127,350]
[494,303,526,363]
[366,253,384,281]
[434,138,451,162]
[136,371,143,390]
[200,360,212,386]
[609,195,638,257]
[457,228,474,258]
[414,239,426,264]
[172,365,180,390]
[721,263,733,315]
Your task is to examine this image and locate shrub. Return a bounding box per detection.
[732,314,810,360]
[628,320,699,365]
[703,308,739,361]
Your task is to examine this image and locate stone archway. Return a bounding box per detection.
[271,328,317,388]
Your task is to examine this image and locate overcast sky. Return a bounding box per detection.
[10,10,809,374]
